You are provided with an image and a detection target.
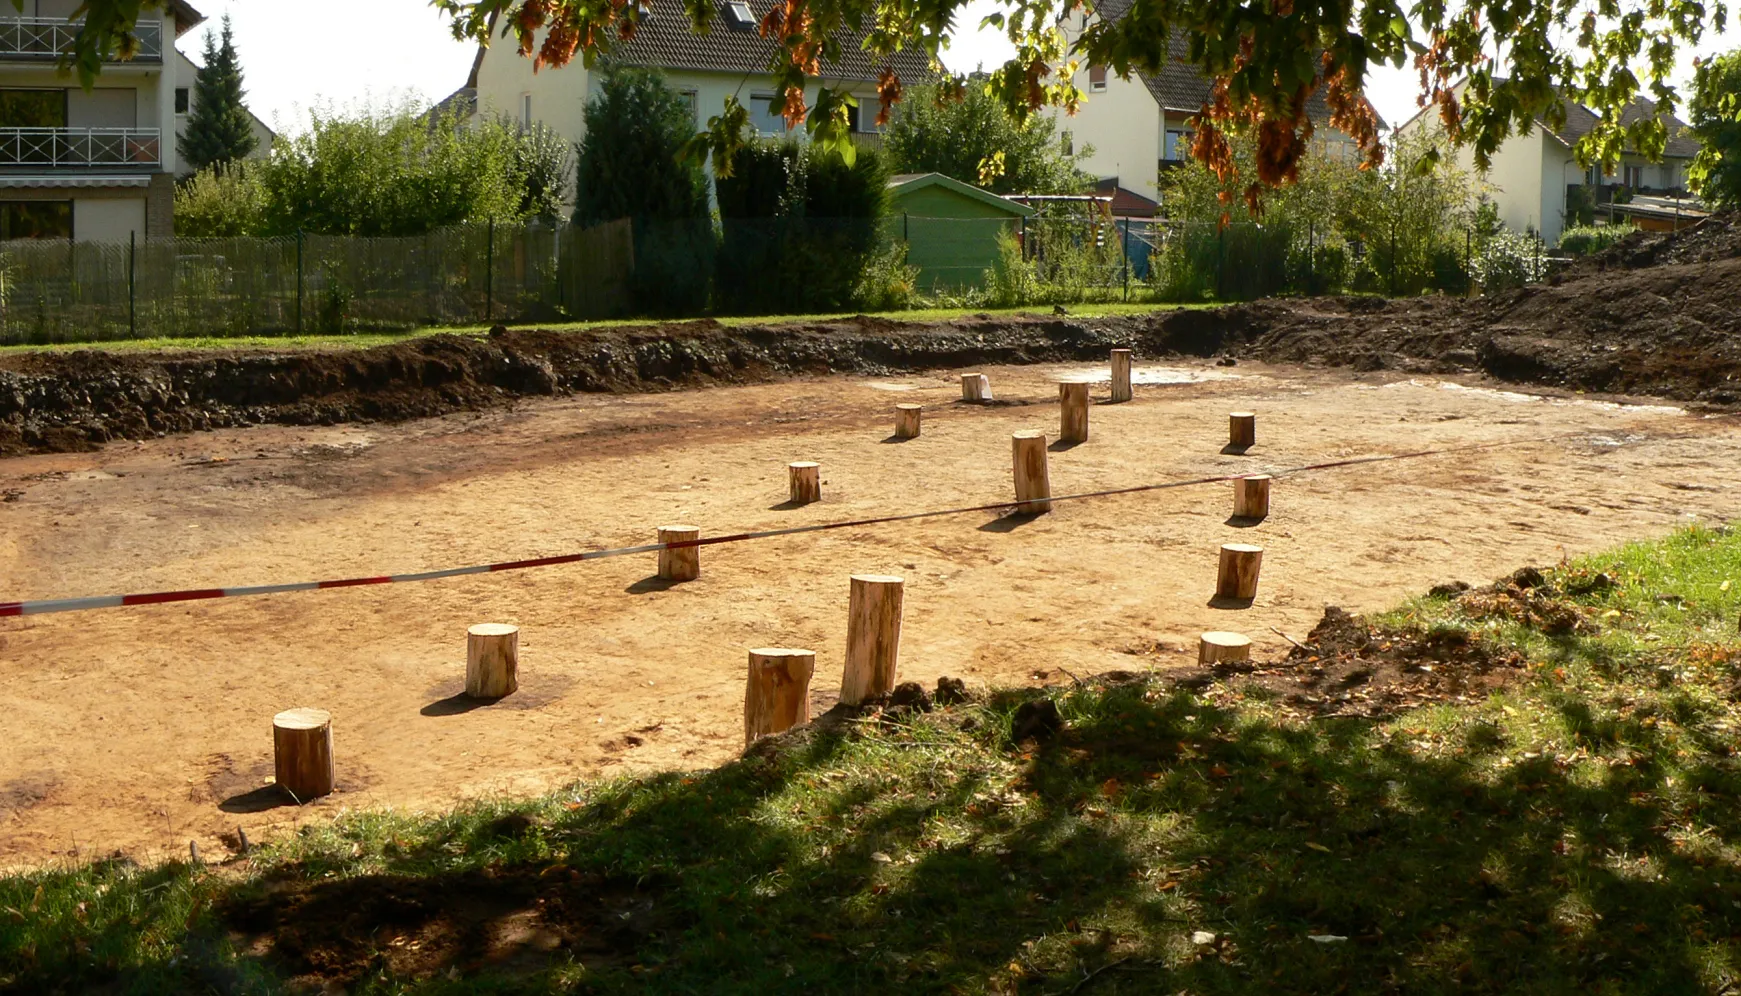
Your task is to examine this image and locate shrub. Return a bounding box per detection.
[1474,230,1545,291]
[1557,223,1634,256]
[174,162,268,236]
[853,241,920,310]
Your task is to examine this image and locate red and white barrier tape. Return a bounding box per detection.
[0,436,1593,618]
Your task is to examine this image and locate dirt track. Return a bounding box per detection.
[1,358,1736,865]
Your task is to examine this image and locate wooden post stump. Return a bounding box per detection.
[1198,631,1252,664]
[840,575,904,705]
[1110,349,1133,402]
[273,708,333,801]
[744,647,816,746]
[466,623,519,698]
[1011,430,1052,514]
[1234,475,1271,520]
[894,403,922,439]
[961,373,992,402]
[657,525,700,581]
[1059,382,1089,443]
[788,462,821,505]
[1229,412,1256,449]
[1216,543,1264,601]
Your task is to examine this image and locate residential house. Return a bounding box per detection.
[0,0,207,240]
[1049,0,1383,208]
[1396,82,1701,244]
[468,0,932,188]
[170,46,275,177]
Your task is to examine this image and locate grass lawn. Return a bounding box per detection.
[0,303,1187,356]
[4,525,1739,994]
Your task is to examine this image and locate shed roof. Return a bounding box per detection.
[887,173,1036,216]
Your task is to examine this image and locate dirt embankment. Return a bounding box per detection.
[3,213,1738,456]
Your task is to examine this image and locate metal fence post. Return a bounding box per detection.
[1464,228,1472,298]
[1306,219,1314,294]
[484,217,495,322]
[903,211,909,243]
[1121,218,1130,301]
[295,229,304,335]
[127,231,135,337]
[1389,218,1398,296]
[1217,224,1225,300]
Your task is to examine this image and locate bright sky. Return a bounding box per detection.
[184,0,1734,135]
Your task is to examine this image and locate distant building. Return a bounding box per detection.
[887,172,1035,290]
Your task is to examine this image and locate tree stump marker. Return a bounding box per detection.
[788,462,821,505]
[961,373,992,402]
[1216,543,1264,601]
[1011,430,1052,514]
[744,647,816,746]
[657,525,701,581]
[273,707,334,802]
[466,622,519,698]
[840,575,904,705]
[894,403,922,438]
[1229,412,1256,449]
[1198,631,1252,664]
[1110,349,1133,403]
[1059,382,1089,443]
[1234,475,1271,520]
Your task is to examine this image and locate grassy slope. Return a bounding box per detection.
[0,304,1184,356]
[3,525,1739,995]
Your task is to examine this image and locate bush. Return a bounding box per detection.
[853,241,920,310]
[1557,223,1634,256]
[174,162,267,236]
[1473,230,1545,291]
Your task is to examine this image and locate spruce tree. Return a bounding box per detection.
[178,15,259,172]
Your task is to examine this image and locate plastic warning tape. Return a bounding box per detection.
[0,438,1582,618]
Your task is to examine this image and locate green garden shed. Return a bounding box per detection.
[887,173,1036,290]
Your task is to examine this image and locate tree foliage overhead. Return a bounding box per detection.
[1687,49,1741,210]
[883,81,1089,195]
[178,14,258,172]
[60,0,1730,207]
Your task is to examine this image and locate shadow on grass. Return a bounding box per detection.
[11,677,1741,995]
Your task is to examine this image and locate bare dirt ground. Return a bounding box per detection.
[1,359,1736,865]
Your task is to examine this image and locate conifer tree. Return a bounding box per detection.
[178,15,258,172]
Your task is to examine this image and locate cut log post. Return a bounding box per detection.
[273,707,334,801]
[894,403,922,439]
[961,373,992,402]
[1198,631,1253,665]
[1110,348,1133,402]
[1216,543,1264,601]
[744,647,816,746]
[1059,382,1089,443]
[657,525,700,581]
[1234,474,1272,520]
[840,575,904,705]
[1011,430,1052,514]
[788,462,821,505]
[466,622,519,698]
[1229,411,1256,449]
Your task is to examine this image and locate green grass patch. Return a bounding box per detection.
[4,525,1740,994]
[0,303,1188,356]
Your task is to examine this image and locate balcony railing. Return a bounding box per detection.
[0,128,160,168]
[0,17,161,61]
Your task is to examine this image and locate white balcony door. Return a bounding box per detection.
[68,88,136,128]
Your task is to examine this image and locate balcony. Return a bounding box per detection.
[0,18,161,62]
[0,128,160,168]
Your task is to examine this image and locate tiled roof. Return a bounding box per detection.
[606,0,932,83]
[1089,0,1382,126]
[1547,95,1701,159]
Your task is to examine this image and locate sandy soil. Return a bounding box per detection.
[1,360,1736,866]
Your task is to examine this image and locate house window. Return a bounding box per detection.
[751,92,791,135]
[724,0,755,26]
[174,87,189,114]
[679,89,698,127]
[0,89,67,128]
[1062,130,1073,156]
[520,93,532,130]
[1623,164,1644,189]
[0,201,72,240]
[1088,65,1107,92]
[1164,129,1193,161]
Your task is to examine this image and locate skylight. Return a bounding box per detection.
[725,1,754,26]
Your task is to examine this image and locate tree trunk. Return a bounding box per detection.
[466,622,519,698]
[1229,412,1256,449]
[744,647,816,746]
[1234,475,1271,520]
[1011,430,1052,514]
[894,403,922,438]
[961,373,992,402]
[1198,631,1252,664]
[1216,543,1264,600]
[1110,348,1133,403]
[788,462,821,505]
[273,707,334,801]
[840,575,904,705]
[657,525,700,581]
[1059,382,1089,443]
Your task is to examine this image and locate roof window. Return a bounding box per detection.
[724,1,755,26]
